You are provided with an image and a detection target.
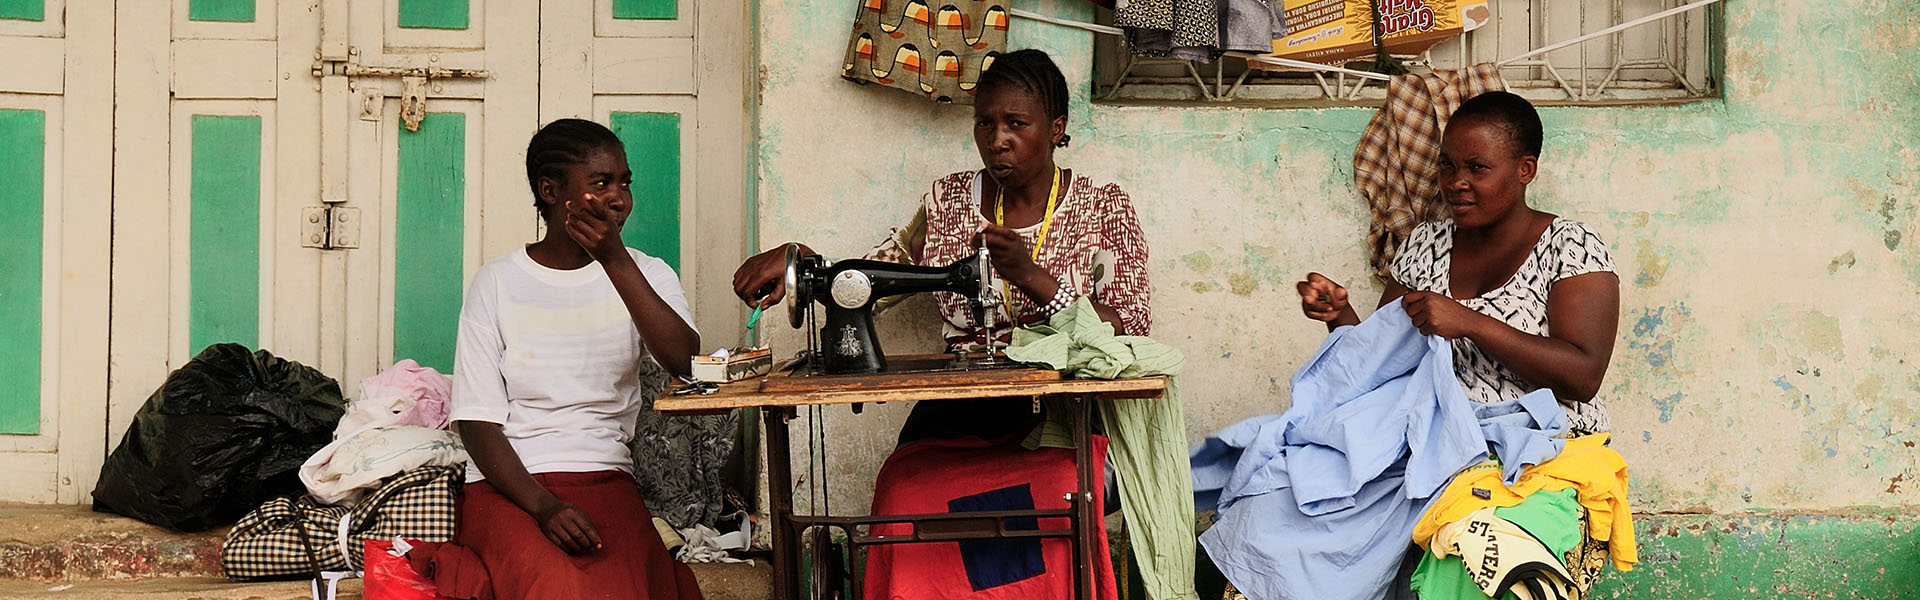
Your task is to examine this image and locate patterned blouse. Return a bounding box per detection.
[1389,218,1617,433]
[865,170,1152,349]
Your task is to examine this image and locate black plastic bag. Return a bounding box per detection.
[93,343,346,532]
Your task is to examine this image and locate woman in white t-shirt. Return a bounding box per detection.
[447,119,704,600]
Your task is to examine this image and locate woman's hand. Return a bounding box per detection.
[732,243,812,308]
[565,192,630,264]
[1296,272,1352,323]
[973,223,1044,285]
[1297,272,1365,330]
[532,498,603,555]
[1401,291,1487,339]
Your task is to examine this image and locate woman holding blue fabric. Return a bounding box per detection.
[1282,91,1625,600]
[1298,91,1620,435]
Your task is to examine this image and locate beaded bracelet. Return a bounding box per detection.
[1040,280,1080,317]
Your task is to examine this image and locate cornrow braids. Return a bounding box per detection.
[525,118,625,211]
[976,49,1074,147]
[1451,91,1543,158]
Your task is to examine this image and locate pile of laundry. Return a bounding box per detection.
[299,359,464,506]
[1191,301,1633,600]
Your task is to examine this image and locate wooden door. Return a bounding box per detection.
[537,0,749,340]
[107,0,328,478]
[0,1,112,503]
[85,0,746,504]
[327,0,538,386]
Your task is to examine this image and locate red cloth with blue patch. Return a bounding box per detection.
[863,436,1115,599]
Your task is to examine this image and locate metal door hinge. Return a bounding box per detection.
[301,205,361,250]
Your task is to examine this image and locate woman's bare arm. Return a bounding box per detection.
[1447,271,1620,402]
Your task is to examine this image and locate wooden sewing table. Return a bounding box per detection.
[653,356,1168,600]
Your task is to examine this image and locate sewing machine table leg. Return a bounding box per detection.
[1073,395,1096,600]
[764,407,801,600]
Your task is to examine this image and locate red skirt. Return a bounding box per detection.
[455,471,703,600]
[864,436,1116,600]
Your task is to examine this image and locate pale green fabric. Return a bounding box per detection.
[1005,298,1199,600]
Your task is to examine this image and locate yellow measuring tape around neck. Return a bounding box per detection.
[992,167,1061,327]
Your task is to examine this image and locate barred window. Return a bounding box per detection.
[1092,0,1721,106]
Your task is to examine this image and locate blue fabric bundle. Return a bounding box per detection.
[1191,300,1568,600]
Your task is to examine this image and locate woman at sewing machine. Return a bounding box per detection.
[445,119,704,599]
[732,49,1151,597]
[734,48,1150,439]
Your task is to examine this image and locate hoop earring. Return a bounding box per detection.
[1055,133,1072,148]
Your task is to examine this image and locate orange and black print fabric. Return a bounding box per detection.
[840,0,1010,104]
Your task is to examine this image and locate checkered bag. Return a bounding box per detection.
[222,464,462,580]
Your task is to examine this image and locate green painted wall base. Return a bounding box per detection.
[1161,511,1920,599]
[1593,511,1920,599]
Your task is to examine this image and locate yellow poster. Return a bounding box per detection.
[1266,0,1490,66]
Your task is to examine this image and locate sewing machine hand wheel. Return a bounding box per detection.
[785,242,807,329]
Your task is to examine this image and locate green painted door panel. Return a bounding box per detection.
[188,0,255,22]
[0,0,44,21]
[0,109,45,435]
[398,0,470,30]
[609,111,682,272]
[188,115,262,355]
[394,113,466,373]
[613,0,677,20]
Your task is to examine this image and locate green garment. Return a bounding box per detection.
[1004,298,1199,600]
[1410,488,1582,599]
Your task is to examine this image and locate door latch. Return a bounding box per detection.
[313,54,490,131]
[301,205,361,250]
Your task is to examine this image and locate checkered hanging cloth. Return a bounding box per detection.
[1353,63,1506,277]
[222,465,461,581]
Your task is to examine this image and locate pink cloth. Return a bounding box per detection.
[337,359,453,437]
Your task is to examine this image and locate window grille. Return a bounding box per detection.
[1091,0,1720,106]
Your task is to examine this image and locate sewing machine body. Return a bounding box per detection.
[785,246,995,375]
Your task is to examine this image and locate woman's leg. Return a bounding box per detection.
[459,472,703,600]
[456,478,595,598]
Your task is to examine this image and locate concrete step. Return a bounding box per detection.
[0,503,771,600]
[0,503,225,581]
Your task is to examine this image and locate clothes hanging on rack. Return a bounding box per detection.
[1114,0,1222,60]
[1111,0,1287,61]
[1021,0,1718,81]
[1353,62,1505,277]
[840,0,1010,104]
[1218,0,1287,54]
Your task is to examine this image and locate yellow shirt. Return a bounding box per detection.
[1412,434,1636,571]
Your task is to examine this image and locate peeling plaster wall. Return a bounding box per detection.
[751,0,1920,520]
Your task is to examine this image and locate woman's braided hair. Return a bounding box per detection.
[977,49,1073,148]
[525,118,624,211]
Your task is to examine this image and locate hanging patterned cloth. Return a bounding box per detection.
[1114,0,1224,60]
[841,0,1011,104]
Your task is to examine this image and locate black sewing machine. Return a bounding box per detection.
[781,243,1001,375]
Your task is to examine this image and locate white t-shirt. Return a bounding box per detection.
[450,247,695,483]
